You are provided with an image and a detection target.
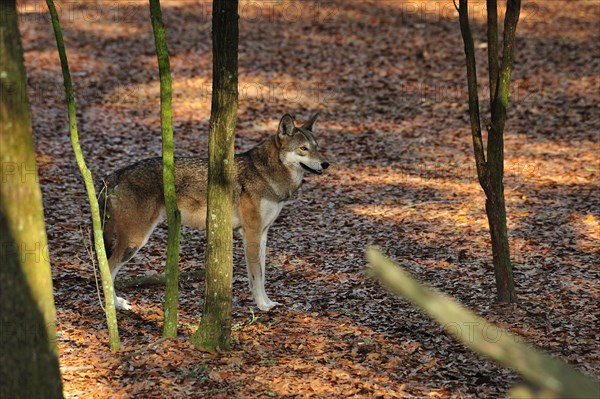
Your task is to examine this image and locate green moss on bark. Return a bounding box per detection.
[45,0,121,349]
[0,1,64,396]
[149,0,182,339]
[190,0,239,351]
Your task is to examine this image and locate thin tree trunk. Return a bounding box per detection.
[458,0,519,303]
[190,0,239,351]
[493,0,521,127]
[486,0,520,303]
[0,1,63,395]
[46,0,121,350]
[149,0,182,339]
[486,197,515,302]
[486,0,499,110]
[366,248,600,399]
[458,0,488,192]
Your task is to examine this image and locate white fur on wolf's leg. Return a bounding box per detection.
[256,297,282,311]
[253,287,282,311]
[114,295,132,311]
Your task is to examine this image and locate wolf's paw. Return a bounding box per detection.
[257,300,282,312]
[114,296,132,311]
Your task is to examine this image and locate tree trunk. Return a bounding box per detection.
[149,0,182,339]
[485,0,520,304]
[190,0,239,351]
[46,0,121,349]
[458,0,520,303]
[0,1,64,396]
[486,197,516,302]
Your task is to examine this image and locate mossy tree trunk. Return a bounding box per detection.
[190,0,239,351]
[458,0,520,303]
[0,1,63,396]
[149,0,182,339]
[46,0,120,349]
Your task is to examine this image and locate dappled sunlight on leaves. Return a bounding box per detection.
[17,0,599,397]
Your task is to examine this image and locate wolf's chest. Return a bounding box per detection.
[259,198,284,230]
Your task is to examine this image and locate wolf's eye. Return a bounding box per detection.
[300,146,309,152]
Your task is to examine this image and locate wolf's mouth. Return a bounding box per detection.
[300,163,323,175]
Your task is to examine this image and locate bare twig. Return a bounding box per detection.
[487,0,500,111]
[60,365,95,373]
[98,179,109,230]
[80,224,105,313]
[195,381,245,396]
[458,0,489,194]
[490,0,521,137]
[122,337,169,361]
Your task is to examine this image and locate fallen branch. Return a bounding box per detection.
[366,247,599,399]
[60,365,95,373]
[116,270,205,288]
[196,381,245,396]
[122,337,169,361]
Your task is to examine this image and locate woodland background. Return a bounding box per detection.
[14,0,599,397]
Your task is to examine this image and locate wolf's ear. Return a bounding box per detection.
[278,114,295,139]
[302,112,320,131]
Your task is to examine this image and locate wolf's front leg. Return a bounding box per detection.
[243,228,281,311]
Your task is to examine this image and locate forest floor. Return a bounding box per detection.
[19,0,599,398]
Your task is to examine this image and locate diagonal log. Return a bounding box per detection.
[116,270,205,288]
[366,248,600,398]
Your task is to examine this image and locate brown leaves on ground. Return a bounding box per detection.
[18,0,599,397]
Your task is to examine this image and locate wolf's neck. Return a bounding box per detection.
[250,137,304,201]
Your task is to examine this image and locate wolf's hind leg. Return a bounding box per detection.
[107,209,163,310]
[109,245,139,310]
[107,239,139,310]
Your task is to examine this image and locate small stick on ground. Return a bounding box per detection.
[116,270,205,288]
[122,337,169,361]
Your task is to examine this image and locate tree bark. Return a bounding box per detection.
[367,248,599,399]
[458,0,519,303]
[486,0,499,110]
[486,197,516,302]
[46,0,121,349]
[458,0,488,192]
[486,0,520,303]
[190,0,239,351]
[0,1,64,395]
[149,0,182,339]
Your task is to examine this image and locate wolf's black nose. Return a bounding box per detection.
[321,162,330,169]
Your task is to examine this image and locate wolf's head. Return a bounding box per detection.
[277,113,330,176]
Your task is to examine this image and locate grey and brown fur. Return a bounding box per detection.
[100,113,329,311]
